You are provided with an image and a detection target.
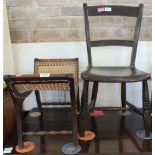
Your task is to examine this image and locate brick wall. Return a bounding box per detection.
[5,0,152,43]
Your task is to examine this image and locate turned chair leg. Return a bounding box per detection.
[70,80,78,146]
[89,82,98,110]
[80,80,89,137]
[142,80,152,137]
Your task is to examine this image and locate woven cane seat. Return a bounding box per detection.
[5,74,74,94]
[34,58,78,89]
[14,82,70,93]
[13,59,78,94]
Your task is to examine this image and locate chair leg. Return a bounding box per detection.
[6,83,35,151]
[76,87,81,112]
[118,82,131,116]
[121,82,126,110]
[142,80,152,137]
[61,81,81,154]
[70,81,78,146]
[15,100,23,148]
[89,82,98,110]
[79,80,89,137]
[35,90,43,115]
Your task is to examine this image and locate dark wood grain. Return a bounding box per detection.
[121,82,126,112]
[91,40,134,47]
[80,80,89,136]
[130,4,143,67]
[89,82,98,110]
[86,4,139,17]
[83,3,92,67]
[69,78,78,146]
[35,90,43,115]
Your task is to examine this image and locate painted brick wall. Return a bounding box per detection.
[5,0,152,43]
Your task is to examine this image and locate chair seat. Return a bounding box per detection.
[81,67,151,82]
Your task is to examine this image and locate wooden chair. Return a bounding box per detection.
[34,58,80,114]
[4,74,79,153]
[80,3,151,139]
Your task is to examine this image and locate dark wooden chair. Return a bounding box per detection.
[4,74,79,152]
[80,3,151,139]
[34,58,80,114]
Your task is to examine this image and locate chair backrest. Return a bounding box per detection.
[34,58,79,87]
[83,3,143,68]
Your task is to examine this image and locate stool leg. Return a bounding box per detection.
[89,82,98,110]
[70,80,78,146]
[80,80,89,137]
[142,80,152,137]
